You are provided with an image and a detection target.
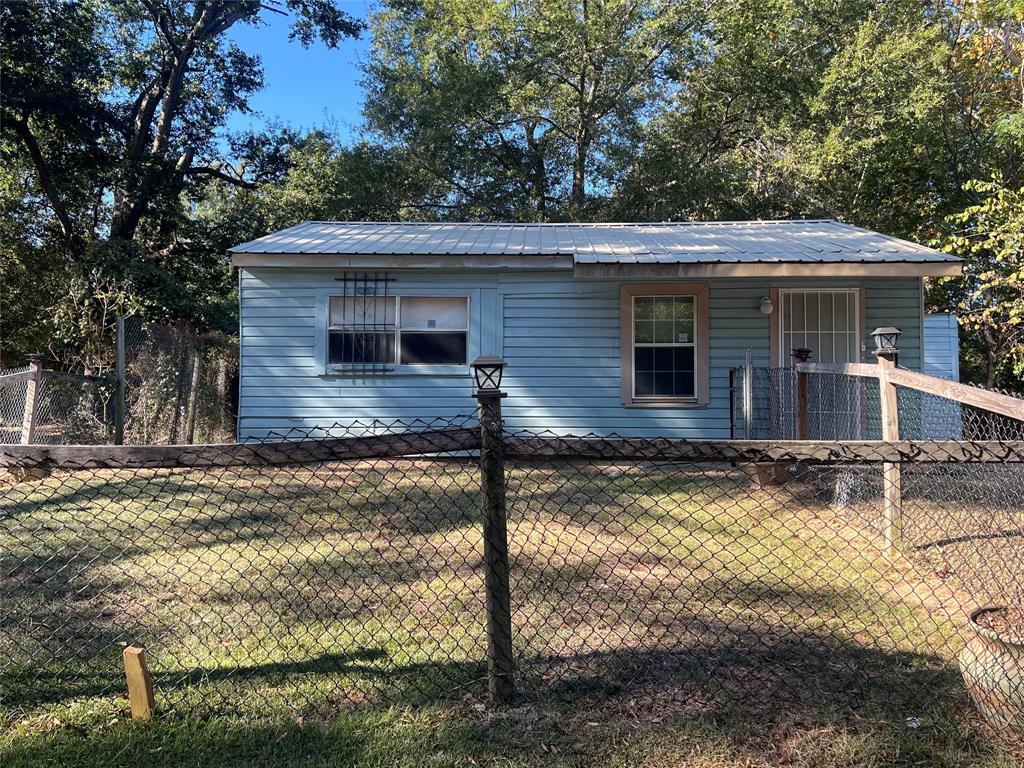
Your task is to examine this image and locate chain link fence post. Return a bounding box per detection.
[472,356,515,704]
[115,316,126,445]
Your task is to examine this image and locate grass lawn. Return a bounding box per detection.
[0,457,1020,767]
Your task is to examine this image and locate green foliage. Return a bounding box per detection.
[936,178,1024,387]
[6,0,1024,385]
[363,0,702,218]
[0,0,361,365]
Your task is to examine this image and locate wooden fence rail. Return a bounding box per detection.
[795,351,1024,550]
[2,357,111,445]
[0,427,482,469]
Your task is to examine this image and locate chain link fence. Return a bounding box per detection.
[121,320,236,445]
[731,364,1024,442]
[3,413,1024,750]
[0,320,237,446]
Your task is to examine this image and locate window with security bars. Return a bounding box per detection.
[632,296,696,399]
[328,295,468,368]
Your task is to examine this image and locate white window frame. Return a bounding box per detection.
[775,288,862,367]
[397,296,470,366]
[324,294,472,375]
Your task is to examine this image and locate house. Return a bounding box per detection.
[228,220,962,440]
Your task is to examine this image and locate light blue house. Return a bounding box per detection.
[229,221,962,440]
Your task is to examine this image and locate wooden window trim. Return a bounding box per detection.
[620,283,710,408]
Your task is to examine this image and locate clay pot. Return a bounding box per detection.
[959,606,1024,737]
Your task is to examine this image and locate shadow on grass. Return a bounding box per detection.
[0,638,1011,768]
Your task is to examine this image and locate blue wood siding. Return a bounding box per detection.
[923,313,959,381]
[238,269,924,439]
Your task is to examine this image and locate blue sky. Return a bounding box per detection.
[226,2,373,142]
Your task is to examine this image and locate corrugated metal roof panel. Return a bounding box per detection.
[229,220,960,265]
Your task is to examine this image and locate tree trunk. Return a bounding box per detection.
[570,130,590,212]
[524,122,546,217]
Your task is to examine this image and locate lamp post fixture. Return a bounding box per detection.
[870,326,902,364]
[471,355,508,395]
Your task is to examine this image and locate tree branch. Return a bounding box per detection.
[6,115,78,243]
[185,164,257,189]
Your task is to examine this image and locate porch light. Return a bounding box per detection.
[471,355,507,392]
[759,296,774,315]
[870,326,902,355]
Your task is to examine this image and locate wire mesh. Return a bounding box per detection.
[3,418,1024,749]
[731,367,882,440]
[0,367,28,444]
[0,416,484,719]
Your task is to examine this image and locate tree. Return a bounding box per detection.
[936,178,1024,387]
[0,0,361,362]
[363,0,702,219]
[1,0,360,252]
[612,0,1024,235]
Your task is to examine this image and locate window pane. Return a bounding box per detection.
[654,320,674,343]
[654,371,674,395]
[635,371,655,396]
[634,297,654,320]
[674,372,695,397]
[634,343,697,398]
[401,297,468,330]
[673,296,694,319]
[634,321,654,343]
[673,320,694,344]
[653,347,674,370]
[330,296,396,327]
[674,347,695,372]
[400,332,467,365]
[635,347,654,370]
[329,331,395,365]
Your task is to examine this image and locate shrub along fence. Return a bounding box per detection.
[1,373,1024,745]
[0,319,237,447]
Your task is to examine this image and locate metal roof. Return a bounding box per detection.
[229,219,959,265]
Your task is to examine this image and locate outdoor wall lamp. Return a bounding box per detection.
[870,326,902,356]
[759,296,774,315]
[471,355,507,392]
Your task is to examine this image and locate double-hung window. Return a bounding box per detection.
[620,283,709,407]
[327,295,469,369]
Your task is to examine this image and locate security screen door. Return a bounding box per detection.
[778,289,861,366]
[777,289,863,438]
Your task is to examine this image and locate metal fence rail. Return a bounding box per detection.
[2,413,1024,746]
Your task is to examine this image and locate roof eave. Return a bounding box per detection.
[572,261,962,279]
[230,252,574,269]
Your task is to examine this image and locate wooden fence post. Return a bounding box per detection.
[792,348,813,440]
[20,355,45,445]
[474,362,515,704]
[876,351,902,552]
[122,645,155,720]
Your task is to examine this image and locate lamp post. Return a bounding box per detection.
[870,326,901,364]
[470,355,514,703]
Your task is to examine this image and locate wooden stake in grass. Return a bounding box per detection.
[123,646,155,720]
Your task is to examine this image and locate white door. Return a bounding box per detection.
[777,289,861,365]
[777,289,863,438]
